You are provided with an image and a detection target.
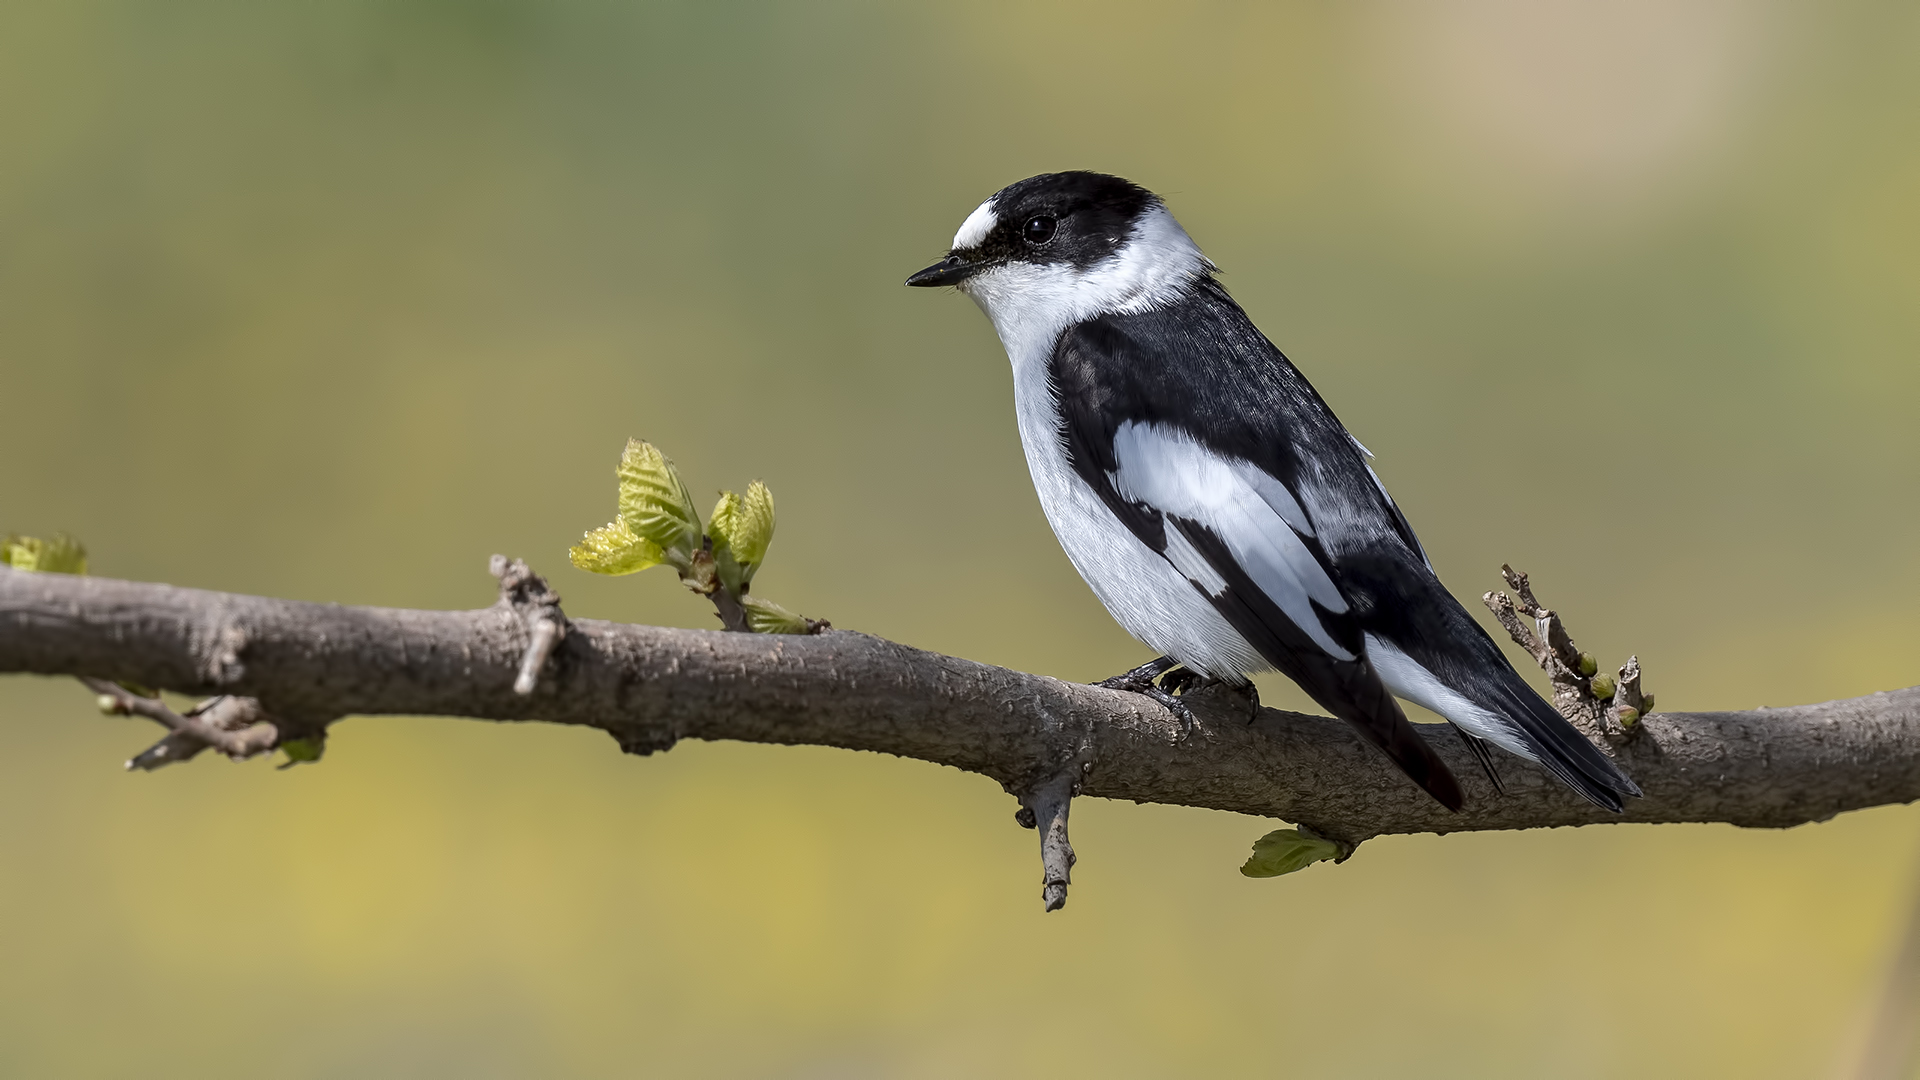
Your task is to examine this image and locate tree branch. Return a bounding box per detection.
[4,561,1918,909]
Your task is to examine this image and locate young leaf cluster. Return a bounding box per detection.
[1,533,88,574]
[569,440,814,634]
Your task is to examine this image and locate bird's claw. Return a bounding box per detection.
[1145,683,1199,736]
[1094,657,1199,737]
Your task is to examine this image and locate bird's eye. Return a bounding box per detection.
[1024,216,1058,245]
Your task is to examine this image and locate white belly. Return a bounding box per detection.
[1010,367,1268,682]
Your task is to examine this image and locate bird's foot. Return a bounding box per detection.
[1161,668,1262,723]
[1094,656,1201,736]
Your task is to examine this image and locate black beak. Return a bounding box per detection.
[905,252,984,288]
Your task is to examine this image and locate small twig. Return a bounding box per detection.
[1500,565,1582,678]
[1615,655,1648,730]
[707,586,751,634]
[1023,773,1080,913]
[1502,564,1544,614]
[491,555,570,695]
[670,546,753,632]
[1483,588,1549,666]
[514,620,561,695]
[81,677,279,768]
[1485,565,1648,740]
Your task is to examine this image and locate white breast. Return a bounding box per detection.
[1006,353,1270,681]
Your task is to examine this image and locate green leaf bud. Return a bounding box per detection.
[709,481,776,592]
[569,520,665,576]
[708,490,747,596]
[709,490,743,550]
[1617,706,1640,728]
[712,545,747,598]
[730,481,775,571]
[1578,652,1598,677]
[741,594,811,635]
[1588,672,1616,700]
[1,533,88,574]
[615,439,701,566]
[1239,827,1343,878]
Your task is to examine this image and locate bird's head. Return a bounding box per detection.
[906,172,1213,334]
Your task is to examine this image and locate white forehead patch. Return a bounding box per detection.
[952,198,998,250]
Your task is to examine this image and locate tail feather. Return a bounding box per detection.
[1365,623,1641,812]
[1331,660,1465,812]
[1455,728,1507,796]
[1487,672,1640,810]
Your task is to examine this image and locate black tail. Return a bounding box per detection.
[1484,666,1641,811]
[1350,562,1642,813]
[1327,658,1465,812]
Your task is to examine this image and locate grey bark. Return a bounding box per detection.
[3,562,1918,907]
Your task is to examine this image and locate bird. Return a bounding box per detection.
[905,171,1640,812]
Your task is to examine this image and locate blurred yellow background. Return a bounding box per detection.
[3,1,1918,1076]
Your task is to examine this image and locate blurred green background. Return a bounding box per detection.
[3,1,1918,1076]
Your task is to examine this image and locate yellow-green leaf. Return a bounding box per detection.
[708,490,748,596]
[729,481,775,570]
[569,520,665,576]
[741,594,810,635]
[615,439,700,563]
[1239,827,1343,878]
[709,490,743,551]
[709,481,775,596]
[1,533,88,574]
[279,737,324,763]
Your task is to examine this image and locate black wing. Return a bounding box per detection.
[1049,280,1464,811]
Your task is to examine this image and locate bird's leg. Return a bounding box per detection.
[1093,656,1196,733]
[1095,655,1180,692]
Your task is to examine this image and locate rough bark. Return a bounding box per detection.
[4,562,1917,907]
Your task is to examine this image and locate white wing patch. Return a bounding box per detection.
[1162,522,1228,596]
[1109,421,1355,661]
[953,197,998,250]
[1233,461,1314,537]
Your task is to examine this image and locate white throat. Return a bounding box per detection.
[959,203,1212,371]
